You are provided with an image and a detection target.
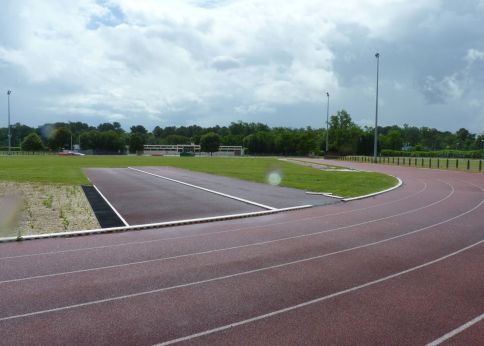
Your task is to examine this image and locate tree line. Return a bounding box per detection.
[1,111,483,156]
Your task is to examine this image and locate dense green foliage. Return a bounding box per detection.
[20,133,45,151]
[1,114,483,156]
[0,156,396,197]
[200,132,221,155]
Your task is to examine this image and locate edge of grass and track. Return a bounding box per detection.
[0,156,400,241]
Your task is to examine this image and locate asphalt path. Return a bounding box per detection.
[0,160,483,345]
[84,167,335,225]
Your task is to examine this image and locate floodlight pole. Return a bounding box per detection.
[7,90,12,154]
[325,92,330,153]
[373,53,380,161]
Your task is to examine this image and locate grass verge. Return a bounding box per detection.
[0,156,397,198]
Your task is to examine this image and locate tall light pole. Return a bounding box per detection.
[7,90,12,154]
[325,91,330,153]
[373,53,380,161]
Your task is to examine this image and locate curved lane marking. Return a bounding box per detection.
[1,213,482,324]
[426,312,484,346]
[155,240,484,346]
[0,179,429,260]
[0,181,476,302]
[0,181,455,283]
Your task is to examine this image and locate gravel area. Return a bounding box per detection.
[0,182,100,237]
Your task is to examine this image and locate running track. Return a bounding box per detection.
[0,160,483,345]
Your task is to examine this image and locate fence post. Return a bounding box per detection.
[437,158,440,169]
[467,160,470,171]
[397,157,399,165]
[456,159,459,169]
[479,160,482,172]
[429,158,432,168]
[446,159,449,169]
[421,158,424,166]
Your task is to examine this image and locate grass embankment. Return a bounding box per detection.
[0,156,396,198]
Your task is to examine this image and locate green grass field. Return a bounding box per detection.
[0,155,397,198]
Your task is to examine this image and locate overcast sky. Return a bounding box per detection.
[1,0,484,132]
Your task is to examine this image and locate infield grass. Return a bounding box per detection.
[0,155,397,198]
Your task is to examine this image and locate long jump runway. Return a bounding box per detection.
[0,161,483,345]
[83,167,336,225]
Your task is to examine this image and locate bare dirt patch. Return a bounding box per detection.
[0,182,100,237]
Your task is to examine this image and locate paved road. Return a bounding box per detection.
[0,160,483,345]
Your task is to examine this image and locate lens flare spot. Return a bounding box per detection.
[267,171,282,186]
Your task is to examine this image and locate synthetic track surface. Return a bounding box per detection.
[1,160,483,345]
[84,167,335,225]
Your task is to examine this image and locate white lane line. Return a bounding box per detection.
[93,185,129,227]
[155,240,484,345]
[128,167,276,210]
[1,191,481,287]
[0,181,484,308]
[2,234,482,337]
[0,179,430,260]
[426,312,484,346]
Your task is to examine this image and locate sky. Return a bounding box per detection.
[1,0,484,133]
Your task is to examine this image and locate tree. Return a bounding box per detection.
[130,125,148,134]
[380,129,403,150]
[21,133,44,151]
[48,127,72,151]
[329,110,362,154]
[129,132,145,153]
[200,132,220,155]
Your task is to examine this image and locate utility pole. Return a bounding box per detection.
[373,53,380,161]
[325,92,330,153]
[7,90,12,154]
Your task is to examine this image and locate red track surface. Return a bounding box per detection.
[0,160,483,345]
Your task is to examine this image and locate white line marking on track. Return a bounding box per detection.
[0,179,430,260]
[0,183,480,326]
[93,185,129,226]
[128,167,277,210]
[154,239,484,345]
[426,312,484,346]
[1,227,482,325]
[1,193,481,286]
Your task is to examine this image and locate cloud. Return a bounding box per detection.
[0,0,483,132]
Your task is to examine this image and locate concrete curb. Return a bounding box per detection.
[342,176,403,202]
[0,205,312,243]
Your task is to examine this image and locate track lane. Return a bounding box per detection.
[0,161,482,345]
[0,179,453,281]
[0,182,481,323]
[0,176,425,259]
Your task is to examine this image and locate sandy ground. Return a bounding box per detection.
[0,182,100,237]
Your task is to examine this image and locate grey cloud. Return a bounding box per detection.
[211,56,241,70]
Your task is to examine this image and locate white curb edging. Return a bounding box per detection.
[342,176,403,202]
[0,205,312,243]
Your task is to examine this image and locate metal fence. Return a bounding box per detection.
[0,151,55,156]
[341,156,483,173]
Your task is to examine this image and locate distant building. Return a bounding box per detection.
[143,144,244,156]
